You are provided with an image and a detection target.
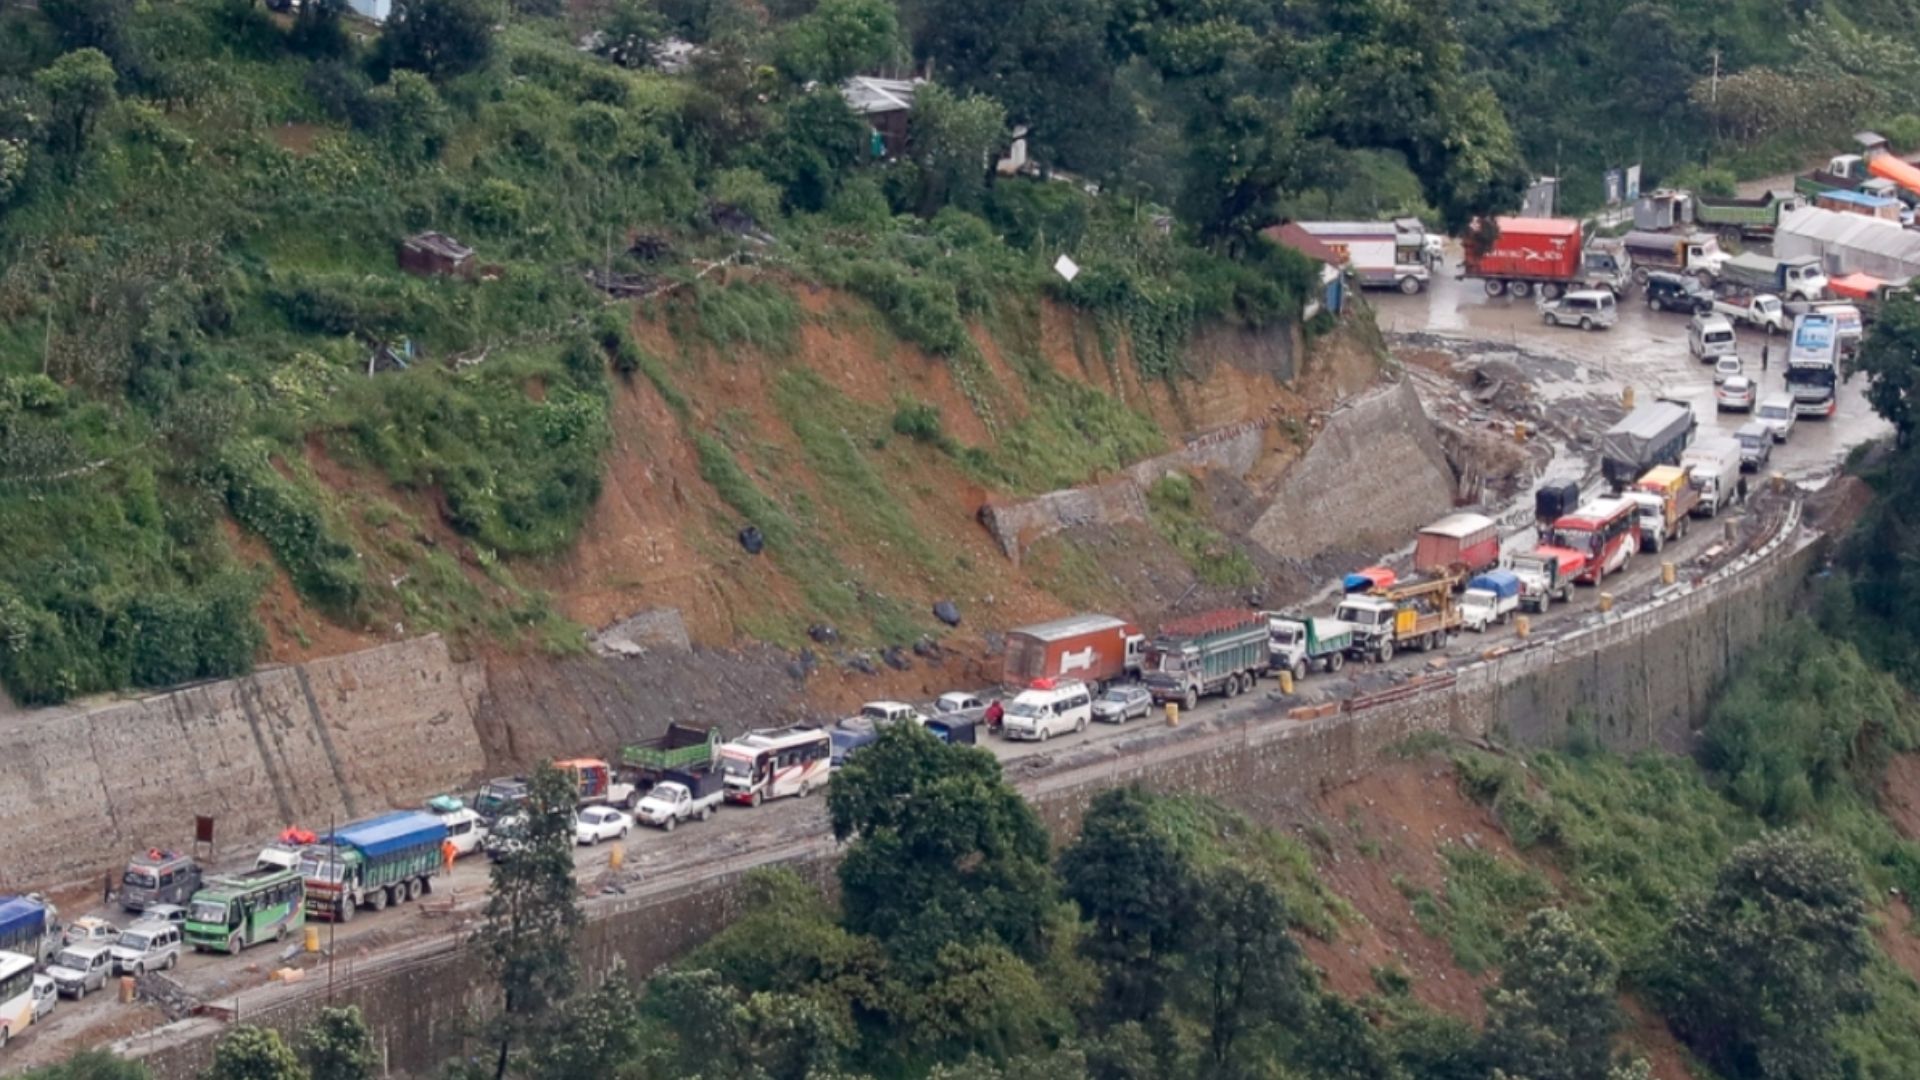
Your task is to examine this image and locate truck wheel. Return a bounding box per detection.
[1510,280,1532,298]
[1541,282,1563,300]
[1484,279,1506,297]
[1184,688,1198,711]
[699,806,712,822]
[1329,652,1345,673]
[407,879,422,902]
[1632,267,1650,286]
[1398,275,1421,295]
[370,888,388,912]
[340,899,355,924]
[664,815,676,833]
[1379,640,1394,663]
[1293,661,1307,683]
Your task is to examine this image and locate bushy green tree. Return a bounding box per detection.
[381,0,496,81]
[1059,787,1196,1026]
[205,1026,309,1080]
[1480,909,1621,1080]
[1182,864,1306,1073]
[775,0,900,84]
[1654,830,1873,1079]
[645,968,856,1080]
[1850,292,1920,446]
[828,723,1055,968]
[18,1051,151,1080]
[299,1007,375,1080]
[35,48,116,172]
[526,966,650,1080]
[907,83,1006,215]
[482,762,584,1080]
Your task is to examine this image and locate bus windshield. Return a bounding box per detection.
[1554,527,1598,554]
[189,900,229,925]
[124,870,158,888]
[720,754,755,779]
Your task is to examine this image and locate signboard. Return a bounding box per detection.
[1604,168,1625,206]
[1053,255,1080,282]
[1625,164,1642,202]
[1521,177,1558,218]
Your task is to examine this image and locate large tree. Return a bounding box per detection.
[1849,292,1920,446]
[1480,909,1622,1080]
[481,762,583,1080]
[204,1027,308,1080]
[380,0,497,82]
[775,0,902,84]
[299,1007,375,1080]
[1059,787,1197,1027]
[1181,864,1306,1073]
[1654,830,1873,1079]
[828,723,1055,969]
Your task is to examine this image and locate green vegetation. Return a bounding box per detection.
[1144,472,1260,589]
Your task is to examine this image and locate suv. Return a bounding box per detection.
[1737,422,1773,470]
[1755,396,1797,441]
[46,945,114,998]
[1645,271,1715,314]
[1539,290,1617,331]
[110,923,182,976]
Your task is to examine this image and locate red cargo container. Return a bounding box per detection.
[1414,513,1500,578]
[1463,217,1583,295]
[1001,614,1145,689]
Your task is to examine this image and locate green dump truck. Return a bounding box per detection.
[621,723,721,785]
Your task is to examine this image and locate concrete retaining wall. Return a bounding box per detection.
[123,513,1822,1080]
[0,636,485,892]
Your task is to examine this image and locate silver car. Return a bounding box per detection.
[110,924,182,976]
[1538,290,1617,331]
[46,945,113,998]
[1755,396,1796,442]
[1092,685,1153,724]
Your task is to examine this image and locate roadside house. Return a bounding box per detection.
[398,232,475,279]
[1262,222,1346,318]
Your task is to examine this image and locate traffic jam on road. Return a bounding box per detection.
[1,185,1880,1058]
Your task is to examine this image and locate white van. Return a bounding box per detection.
[1002,679,1093,742]
[1688,313,1737,362]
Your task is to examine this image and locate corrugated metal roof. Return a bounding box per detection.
[1010,613,1128,642]
[1262,223,1344,265]
[1156,608,1263,638]
[841,77,920,115]
[1420,512,1496,539]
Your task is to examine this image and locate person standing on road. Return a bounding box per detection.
[1762,341,1770,375]
[442,838,458,871]
[102,872,113,906]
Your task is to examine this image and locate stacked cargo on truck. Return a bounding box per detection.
[1460,570,1521,631]
[1600,402,1695,491]
[1335,577,1461,663]
[1414,513,1500,579]
[1549,498,1639,584]
[1141,610,1270,710]
[1293,219,1434,294]
[299,811,447,923]
[1001,614,1144,691]
[1462,217,1591,298]
[1785,312,1841,418]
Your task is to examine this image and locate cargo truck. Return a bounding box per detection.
[632,769,725,831]
[1001,614,1145,691]
[1336,577,1461,662]
[1293,219,1435,294]
[1414,513,1500,579]
[1693,191,1806,242]
[1716,252,1827,302]
[1711,293,1791,335]
[1265,614,1352,681]
[1621,230,1726,284]
[1624,464,1698,553]
[0,896,60,965]
[555,758,641,810]
[1600,401,1695,491]
[1681,441,1743,517]
[1509,548,1586,613]
[1463,217,1591,299]
[299,811,448,923]
[1141,610,1271,709]
[1459,570,1521,631]
[620,724,721,786]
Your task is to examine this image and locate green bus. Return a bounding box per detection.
[184,867,306,954]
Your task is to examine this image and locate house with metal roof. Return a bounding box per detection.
[842,76,923,159]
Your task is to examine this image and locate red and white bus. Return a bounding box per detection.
[1549,497,1638,585]
[720,726,832,807]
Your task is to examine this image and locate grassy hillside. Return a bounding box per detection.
[0,0,1324,704]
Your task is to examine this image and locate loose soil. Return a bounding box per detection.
[1879,753,1920,842]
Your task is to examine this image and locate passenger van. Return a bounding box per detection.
[1002,678,1093,742]
[1687,313,1737,362]
[122,850,200,913]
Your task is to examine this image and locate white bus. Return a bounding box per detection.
[0,950,41,1050]
[720,726,832,807]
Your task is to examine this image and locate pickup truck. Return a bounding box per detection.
[1510,548,1586,614]
[859,701,928,728]
[1712,294,1790,335]
[1265,614,1352,680]
[631,770,724,831]
[1459,571,1521,632]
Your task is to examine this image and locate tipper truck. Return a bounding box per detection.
[1621,230,1726,284]
[300,811,448,922]
[1265,614,1353,681]
[1463,217,1592,299]
[1600,401,1695,491]
[1002,614,1145,691]
[1625,464,1698,552]
[0,896,60,964]
[621,724,721,787]
[1717,252,1828,303]
[1141,610,1271,709]
[1336,577,1461,662]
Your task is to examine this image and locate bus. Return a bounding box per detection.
[0,950,37,1050]
[720,726,831,807]
[1549,497,1639,585]
[0,897,57,965]
[184,867,306,954]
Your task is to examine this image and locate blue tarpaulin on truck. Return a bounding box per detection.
[1467,570,1522,599]
[326,811,447,859]
[0,895,46,937]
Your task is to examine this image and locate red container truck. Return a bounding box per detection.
[1463,217,1584,298]
[1001,614,1145,690]
[1413,512,1500,579]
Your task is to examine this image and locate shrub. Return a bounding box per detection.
[467,178,529,231]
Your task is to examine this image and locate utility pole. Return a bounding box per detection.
[1710,49,1720,105]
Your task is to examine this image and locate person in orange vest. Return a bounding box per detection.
[442,838,458,871]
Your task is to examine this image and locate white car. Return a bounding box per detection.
[1715,375,1756,412]
[574,806,632,845]
[46,945,113,998]
[31,974,57,1020]
[1755,396,1796,441]
[62,917,119,949]
[1712,354,1744,384]
[139,904,188,927]
[858,701,928,728]
[110,924,181,976]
